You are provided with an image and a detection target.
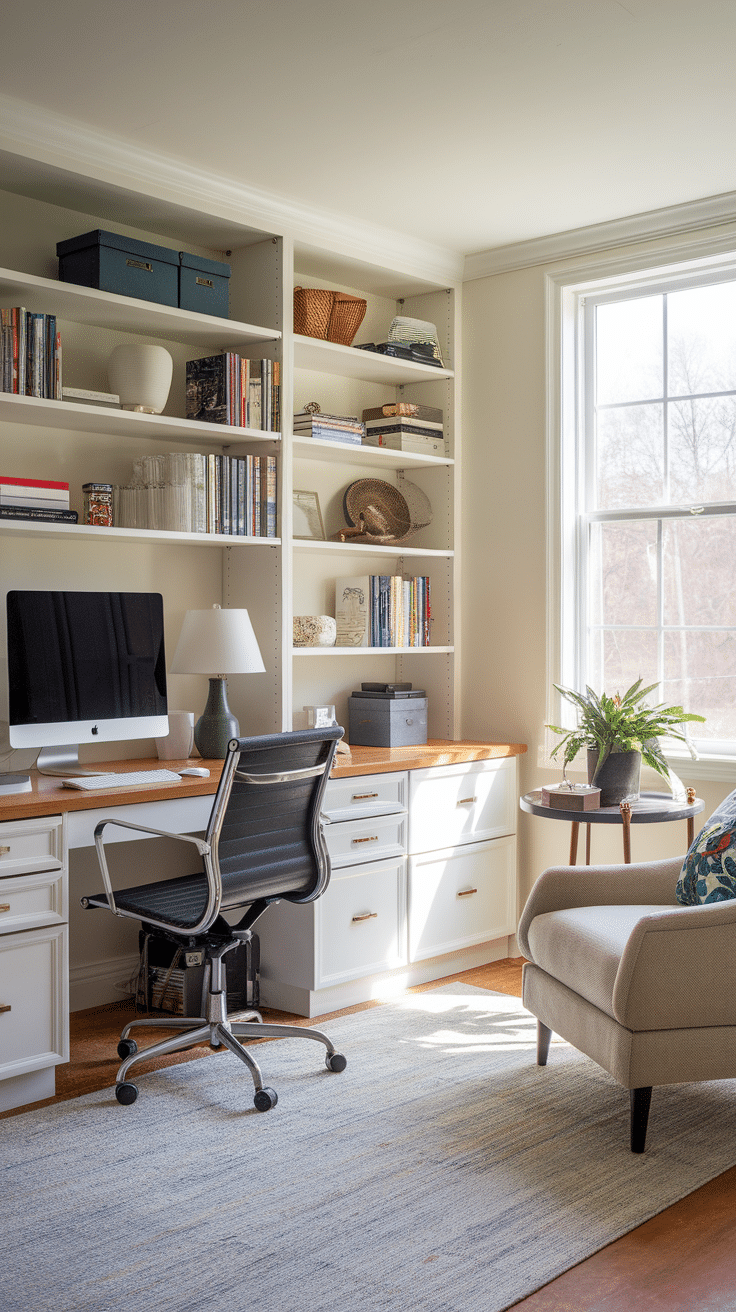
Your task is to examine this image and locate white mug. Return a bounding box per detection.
[155,710,195,761]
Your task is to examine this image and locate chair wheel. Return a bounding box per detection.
[326,1051,347,1073]
[254,1087,278,1112]
[117,1038,138,1060]
[115,1082,138,1105]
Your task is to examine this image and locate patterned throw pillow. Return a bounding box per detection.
[676,789,736,904]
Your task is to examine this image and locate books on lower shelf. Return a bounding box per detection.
[1,307,61,399]
[0,476,70,510]
[113,451,277,536]
[335,573,432,647]
[186,353,280,431]
[293,410,365,444]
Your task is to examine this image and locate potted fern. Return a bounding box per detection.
[547,680,705,805]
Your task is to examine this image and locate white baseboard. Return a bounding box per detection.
[69,953,139,1012]
[259,937,514,1018]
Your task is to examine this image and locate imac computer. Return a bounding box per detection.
[6,590,169,776]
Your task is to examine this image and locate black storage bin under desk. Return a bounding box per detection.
[56,229,179,307]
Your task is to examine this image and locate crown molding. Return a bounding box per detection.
[0,95,463,288]
[463,192,736,282]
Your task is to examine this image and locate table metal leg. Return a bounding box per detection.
[585,823,591,865]
[620,800,632,863]
[569,822,579,865]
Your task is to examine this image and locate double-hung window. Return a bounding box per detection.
[560,261,736,764]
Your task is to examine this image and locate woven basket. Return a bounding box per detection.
[336,478,433,544]
[294,287,367,346]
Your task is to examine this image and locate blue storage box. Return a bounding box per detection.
[56,230,179,307]
[348,694,428,747]
[178,251,231,318]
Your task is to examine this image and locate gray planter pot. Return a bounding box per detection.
[587,748,641,806]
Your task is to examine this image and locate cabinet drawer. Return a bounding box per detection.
[408,837,516,962]
[0,869,66,933]
[0,817,63,875]
[317,857,407,985]
[0,925,69,1080]
[408,760,516,854]
[324,812,407,869]
[323,771,407,822]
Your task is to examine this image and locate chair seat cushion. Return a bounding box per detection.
[84,873,209,930]
[677,788,736,905]
[526,904,672,1021]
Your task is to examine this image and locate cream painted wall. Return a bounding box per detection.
[461,232,736,912]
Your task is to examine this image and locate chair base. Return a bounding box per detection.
[113,1011,347,1111]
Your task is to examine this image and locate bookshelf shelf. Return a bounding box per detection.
[294,335,453,385]
[293,540,453,560]
[0,268,280,349]
[292,645,454,656]
[0,391,281,446]
[0,519,280,547]
[292,436,452,470]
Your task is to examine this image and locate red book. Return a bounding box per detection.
[0,476,69,490]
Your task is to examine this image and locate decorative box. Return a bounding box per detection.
[349,692,428,747]
[540,783,601,811]
[178,251,231,318]
[57,230,179,306]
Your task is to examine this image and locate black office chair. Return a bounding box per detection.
[82,727,347,1111]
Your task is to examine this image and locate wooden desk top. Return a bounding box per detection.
[0,740,527,822]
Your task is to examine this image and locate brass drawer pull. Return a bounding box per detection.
[0,904,10,913]
[457,797,478,806]
[0,1003,10,1014]
[352,912,378,923]
[457,887,478,897]
[0,846,10,855]
[352,792,379,801]
[352,835,378,845]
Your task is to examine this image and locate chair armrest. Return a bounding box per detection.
[517,856,683,961]
[613,897,736,1029]
[93,817,211,915]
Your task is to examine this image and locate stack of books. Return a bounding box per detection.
[362,403,446,457]
[335,573,431,648]
[0,475,76,524]
[1,307,62,399]
[293,409,364,444]
[185,354,280,432]
[113,451,277,537]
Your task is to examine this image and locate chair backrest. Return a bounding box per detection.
[205,727,342,914]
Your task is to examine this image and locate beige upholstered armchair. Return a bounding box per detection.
[518,856,736,1152]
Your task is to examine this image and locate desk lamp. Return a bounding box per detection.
[171,605,265,758]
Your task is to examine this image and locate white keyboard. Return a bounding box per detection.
[61,769,184,791]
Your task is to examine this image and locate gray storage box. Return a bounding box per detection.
[56,229,179,306]
[179,251,231,317]
[349,694,428,747]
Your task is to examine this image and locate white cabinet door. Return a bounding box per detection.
[408,758,516,855]
[408,837,516,962]
[316,857,407,986]
[0,925,69,1080]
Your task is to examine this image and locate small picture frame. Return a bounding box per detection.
[293,489,325,540]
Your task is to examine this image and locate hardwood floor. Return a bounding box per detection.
[5,957,735,1310]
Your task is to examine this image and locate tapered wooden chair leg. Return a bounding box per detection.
[630,1086,653,1152]
[537,1020,552,1066]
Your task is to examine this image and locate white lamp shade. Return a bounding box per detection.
[171,606,265,676]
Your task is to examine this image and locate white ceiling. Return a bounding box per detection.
[3,0,736,259]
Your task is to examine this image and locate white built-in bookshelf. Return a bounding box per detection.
[0,172,461,742]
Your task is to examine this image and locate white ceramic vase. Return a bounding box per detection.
[108,343,173,414]
[155,710,195,761]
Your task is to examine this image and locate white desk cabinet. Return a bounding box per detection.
[258,753,519,1017]
[0,815,68,1113]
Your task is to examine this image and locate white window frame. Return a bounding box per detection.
[546,234,736,782]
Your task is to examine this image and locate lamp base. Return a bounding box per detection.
[193,678,240,759]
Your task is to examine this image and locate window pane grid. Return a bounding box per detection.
[580,279,736,752]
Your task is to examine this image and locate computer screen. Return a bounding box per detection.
[6,590,168,774]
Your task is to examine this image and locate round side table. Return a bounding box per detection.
[519,789,705,865]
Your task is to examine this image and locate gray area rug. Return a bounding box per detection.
[4,983,736,1312]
